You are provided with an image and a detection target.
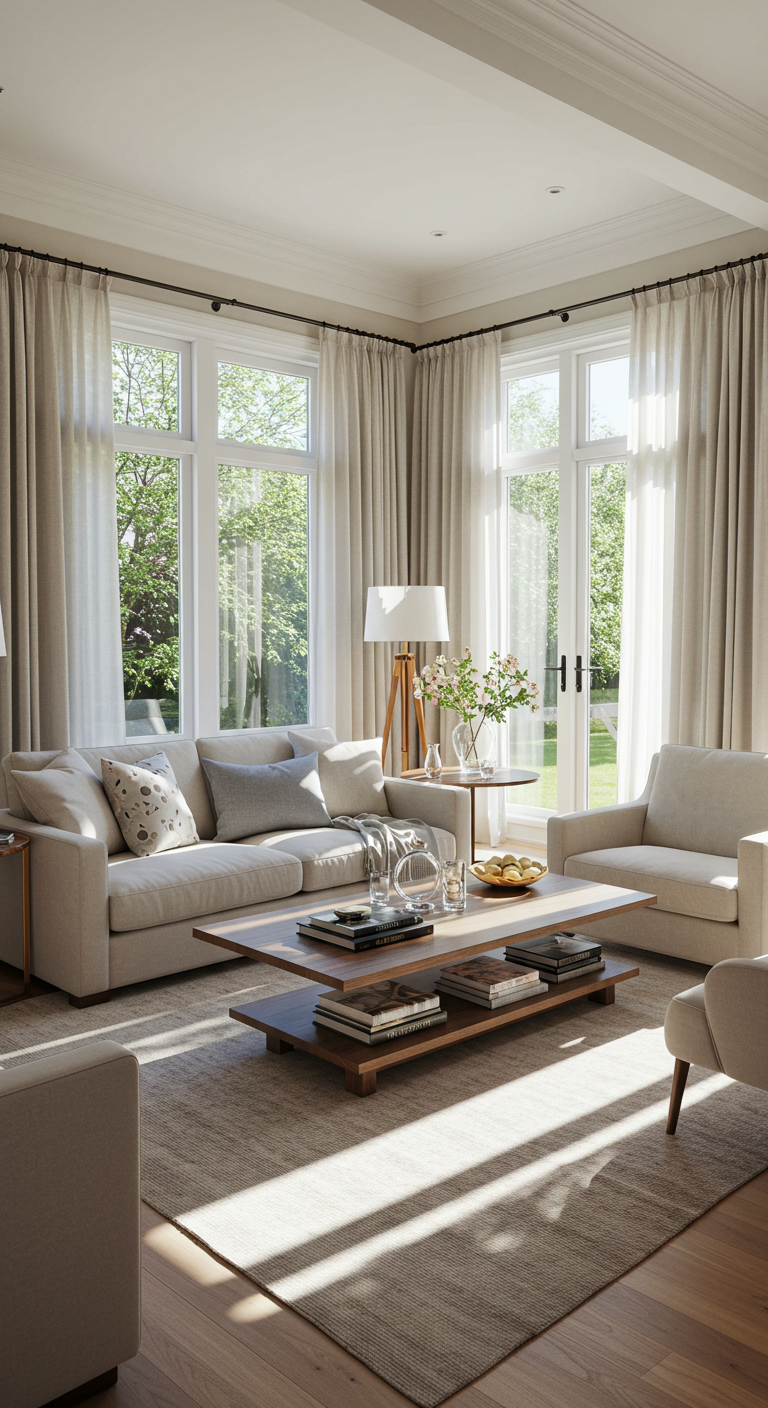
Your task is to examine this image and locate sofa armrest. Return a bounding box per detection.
[704,955,768,1089]
[0,811,109,997]
[736,831,768,960]
[547,801,648,874]
[0,1041,141,1407]
[384,779,471,863]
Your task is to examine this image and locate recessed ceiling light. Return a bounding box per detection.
[430,229,448,237]
[546,186,565,195]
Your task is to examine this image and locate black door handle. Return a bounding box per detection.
[574,656,603,692]
[543,655,567,692]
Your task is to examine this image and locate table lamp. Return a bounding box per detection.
[364,585,449,774]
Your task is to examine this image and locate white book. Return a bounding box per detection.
[435,979,548,1008]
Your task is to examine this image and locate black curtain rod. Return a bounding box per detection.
[2,240,766,353]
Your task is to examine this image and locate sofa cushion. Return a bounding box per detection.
[643,744,768,858]
[288,734,389,818]
[239,825,456,892]
[12,752,125,854]
[564,845,738,923]
[201,753,332,842]
[107,841,302,932]
[102,756,199,857]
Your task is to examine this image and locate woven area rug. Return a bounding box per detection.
[2,945,767,1406]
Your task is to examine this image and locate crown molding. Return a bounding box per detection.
[0,154,419,321]
[418,197,752,320]
[430,0,768,179]
[0,155,754,327]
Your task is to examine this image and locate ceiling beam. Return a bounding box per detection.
[282,0,768,231]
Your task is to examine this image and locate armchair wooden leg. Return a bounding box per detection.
[666,1058,690,1135]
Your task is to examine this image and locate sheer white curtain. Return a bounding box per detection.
[618,263,768,799]
[314,328,409,749]
[0,254,124,765]
[411,331,504,844]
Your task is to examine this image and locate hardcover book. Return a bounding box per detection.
[435,979,548,1008]
[533,960,605,983]
[439,955,539,993]
[297,922,433,951]
[316,980,440,1027]
[313,1008,448,1044]
[307,907,420,938]
[508,933,601,967]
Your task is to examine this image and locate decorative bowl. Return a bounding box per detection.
[469,856,548,889]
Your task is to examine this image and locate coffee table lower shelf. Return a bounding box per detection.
[230,954,638,1096]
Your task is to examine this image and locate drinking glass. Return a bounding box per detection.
[369,869,390,906]
[442,859,466,911]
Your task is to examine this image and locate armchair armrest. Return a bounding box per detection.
[704,956,768,1089]
[0,1041,141,1406]
[736,831,768,960]
[547,801,648,875]
[384,779,471,863]
[0,811,109,997]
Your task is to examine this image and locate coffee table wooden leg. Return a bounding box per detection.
[588,984,615,1005]
[345,1069,377,1097]
[266,1033,294,1054]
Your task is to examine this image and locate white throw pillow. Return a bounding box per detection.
[12,749,125,853]
[101,754,199,857]
[288,733,389,818]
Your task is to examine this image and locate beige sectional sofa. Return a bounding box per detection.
[548,743,768,965]
[0,727,469,1004]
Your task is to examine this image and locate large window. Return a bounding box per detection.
[111,308,316,742]
[501,321,629,830]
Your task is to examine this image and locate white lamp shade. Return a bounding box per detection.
[364,586,449,643]
[0,603,5,658]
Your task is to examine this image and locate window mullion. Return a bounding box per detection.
[193,336,221,738]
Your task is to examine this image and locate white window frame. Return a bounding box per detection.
[500,313,630,844]
[111,294,318,744]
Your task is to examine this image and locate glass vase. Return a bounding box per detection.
[424,743,442,778]
[452,718,495,776]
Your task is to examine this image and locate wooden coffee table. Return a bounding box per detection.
[194,872,654,1096]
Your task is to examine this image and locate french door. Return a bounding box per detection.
[502,336,629,820]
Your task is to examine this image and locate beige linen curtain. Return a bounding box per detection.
[619,262,768,798]
[315,328,409,754]
[410,331,503,842]
[0,253,124,770]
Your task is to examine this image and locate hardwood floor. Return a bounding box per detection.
[86,1173,768,1408]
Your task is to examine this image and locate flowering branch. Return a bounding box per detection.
[413,648,539,738]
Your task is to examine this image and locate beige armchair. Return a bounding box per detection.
[0,1041,141,1408]
[548,744,768,965]
[664,955,768,1133]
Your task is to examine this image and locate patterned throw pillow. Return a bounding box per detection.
[101,752,199,857]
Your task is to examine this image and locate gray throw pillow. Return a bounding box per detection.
[201,753,332,842]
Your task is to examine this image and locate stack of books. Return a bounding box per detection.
[505,933,604,983]
[298,906,433,952]
[435,955,547,1007]
[313,981,447,1044]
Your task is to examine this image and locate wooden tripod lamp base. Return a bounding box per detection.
[364,586,449,778]
[381,647,428,775]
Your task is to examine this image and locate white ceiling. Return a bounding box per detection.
[0,0,762,320]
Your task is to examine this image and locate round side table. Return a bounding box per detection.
[401,767,540,862]
[0,833,31,1006]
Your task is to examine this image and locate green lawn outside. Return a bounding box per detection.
[508,725,618,812]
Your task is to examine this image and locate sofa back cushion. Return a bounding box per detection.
[4,740,215,838]
[643,744,768,857]
[288,733,389,817]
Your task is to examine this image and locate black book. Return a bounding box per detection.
[533,960,605,984]
[307,907,421,938]
[297,922,433,951]
[508,933,601,967]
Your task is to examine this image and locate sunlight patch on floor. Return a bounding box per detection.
[268,1072,731,1302]
[184,1026,683,1264]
